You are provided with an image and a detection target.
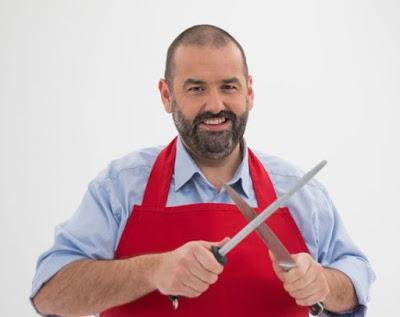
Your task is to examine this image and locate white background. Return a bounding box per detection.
[0,0,399,315]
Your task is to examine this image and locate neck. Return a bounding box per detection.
[183,142,243,191]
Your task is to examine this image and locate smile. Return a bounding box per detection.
[199,117,231,132]
[202,117,228,125]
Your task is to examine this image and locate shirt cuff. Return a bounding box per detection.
[30,254,88,315]
[323,305,367,317]
[322,255,375,316]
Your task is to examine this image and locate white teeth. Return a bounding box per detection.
[203,118,226,125]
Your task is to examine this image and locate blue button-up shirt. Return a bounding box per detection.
[31,137,375,316]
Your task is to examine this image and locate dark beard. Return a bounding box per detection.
[171,100,249,160]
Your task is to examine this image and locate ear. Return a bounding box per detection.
[246,75,254,110]
[159,79,173,113]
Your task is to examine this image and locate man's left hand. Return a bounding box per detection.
[269,251,330,307]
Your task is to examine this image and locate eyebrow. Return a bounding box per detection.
[183,77,242,88]
[183,78,206,88]
[221,77,242,87]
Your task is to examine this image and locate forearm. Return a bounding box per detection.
[33,254,161,316]
[323,267,358,313]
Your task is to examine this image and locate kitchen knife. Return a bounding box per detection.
[221,182,325,316]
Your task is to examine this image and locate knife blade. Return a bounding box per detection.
[221,182,295,269]
[221,182,325,316]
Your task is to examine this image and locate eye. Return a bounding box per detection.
[222,84,237,91]
[188,86,205,93]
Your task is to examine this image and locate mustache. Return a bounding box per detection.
[192,110,237,126]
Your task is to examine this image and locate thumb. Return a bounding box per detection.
[214,237,230,247]
[268,249,276,261]
[200,237,230,249]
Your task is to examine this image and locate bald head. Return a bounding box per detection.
[164,24,249,87]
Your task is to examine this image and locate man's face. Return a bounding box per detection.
[161,43,254,161]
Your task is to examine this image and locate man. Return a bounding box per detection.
[31,25,374,316]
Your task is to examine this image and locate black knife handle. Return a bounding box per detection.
[211,246,228,265]
[310,301,324,316]
[168,295,179,310]
[168,246,227,309]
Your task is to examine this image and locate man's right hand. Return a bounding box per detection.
[151,238,229,298]
[33,238,229,316]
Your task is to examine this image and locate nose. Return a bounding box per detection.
[203,88,226,113]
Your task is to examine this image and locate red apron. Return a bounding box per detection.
[101,138,310,317]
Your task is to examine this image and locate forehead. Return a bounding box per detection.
[172,43,246,83]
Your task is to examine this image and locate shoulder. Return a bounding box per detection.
[252,150,336,257]
[251,150,334,226]
[252,149,328,197]
[93,145,164,188]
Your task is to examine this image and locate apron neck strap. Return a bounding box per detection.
[141,137,278,209]
[247,148,277,209]
[141,137,177,208]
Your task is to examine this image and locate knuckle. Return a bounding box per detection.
[186,292,198,298]
[325,284,330,295]
[288,288,299,298]
[186,241,197,247]
[283,282,291,292]
[299,252,309,260]
[213,263,224,274]
[200,284,209,293]
[291,270,302,280]
[210,274,218,284]
[322,286,330,298]
[184,242,199,254]
[189,288,202,298]
[276,271,285,281]
[299,265,308,276]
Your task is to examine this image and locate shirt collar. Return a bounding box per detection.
[174,136,252,198]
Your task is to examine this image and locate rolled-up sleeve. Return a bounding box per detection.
[316,188,376,316]
[31,179,120,299]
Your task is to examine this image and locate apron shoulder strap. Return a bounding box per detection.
[248,148,278,210]
[141,137,177,208]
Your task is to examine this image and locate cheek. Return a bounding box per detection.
[178,99,203,120]
[180,108,198,122]
[228,97,249,113]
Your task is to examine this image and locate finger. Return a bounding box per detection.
[284,267,316,293]
[269,250,286,280]
[295,290,325,307]
[181,275,209,297]
[180,282,202,298]
[271,260,287,281]
[194,244,224,274]
[268,249,276,262]
[287,276,318,299]
[284,255,312,284]
[189,262,219,285]
[293,275,329,305]
[215,237,230,246]
[200,237,230,249]
[178,267,210,293]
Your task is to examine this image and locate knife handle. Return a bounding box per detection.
[310,301,324,316]
[168,246,227,309]
[211,246,228,265]
[168,295,179,310]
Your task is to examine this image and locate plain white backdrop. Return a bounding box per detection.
[0,0,399,315]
